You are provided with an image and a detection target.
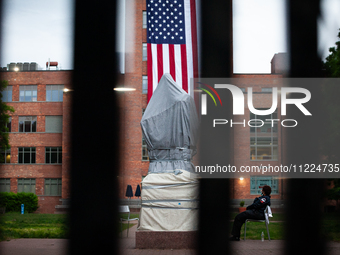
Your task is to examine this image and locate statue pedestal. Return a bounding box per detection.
[135,230,198,249]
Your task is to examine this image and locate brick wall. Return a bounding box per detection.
[1,70,72,212]
[117,0,149,199]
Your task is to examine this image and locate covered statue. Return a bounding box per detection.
[138,73,199,231]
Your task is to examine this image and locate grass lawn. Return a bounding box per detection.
[229,212,285,240]
[235,221,285,240]
[0,212,69,241]
[1,211,338,242]
[0,212,140,241]
[322,212,340,242]
[229,212,340,242]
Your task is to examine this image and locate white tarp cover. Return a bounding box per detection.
[138,74,199,231]
[138,171,199,231]
[140,73,199,173]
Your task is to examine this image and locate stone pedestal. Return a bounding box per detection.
[135,231,198,249]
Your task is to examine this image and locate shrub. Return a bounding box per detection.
[240,201,245,207]
[0,192,39,213]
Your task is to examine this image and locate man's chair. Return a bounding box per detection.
[119,205,139,237]
[244,206,273,241]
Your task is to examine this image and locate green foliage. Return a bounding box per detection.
[0,192,39,213]
[323,29,340,77]
[239,201,245,207]
[0,80,15,162]
[324,180,340,206]
[321,29,340,205]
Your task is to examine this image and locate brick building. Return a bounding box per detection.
[0,70,72,213]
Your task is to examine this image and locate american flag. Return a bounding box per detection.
[147,0,198,101]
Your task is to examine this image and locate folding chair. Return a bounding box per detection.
[119,205,139,237]
[244,205,273,241]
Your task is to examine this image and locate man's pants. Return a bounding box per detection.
[231,209,265,237]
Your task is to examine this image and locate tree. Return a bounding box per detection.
[0,80,15,162]
[322,29,340,209]
[323,29,340,77]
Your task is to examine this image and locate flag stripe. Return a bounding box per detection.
[147,43,153,102]
[181,44,188,92]
[184,0,192,94]
[169,44,176,80]
[190,0,199,79]
[163,44,170,75]
[157,44,163,83]
[174,44,182,88]
[151,43,158,92]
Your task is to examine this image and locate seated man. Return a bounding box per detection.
[229,185,271,241]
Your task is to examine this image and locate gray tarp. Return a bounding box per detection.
[141,73,199,173]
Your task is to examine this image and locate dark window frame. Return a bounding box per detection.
[18,147,36,164]
[0,178,11,192]
[142,76,148,94]
[45,147,62,164]
[19,116,37,132]
[17,178,36,193]
[44,178,62,196]
[0,148,11,164]
[142,43,147,61]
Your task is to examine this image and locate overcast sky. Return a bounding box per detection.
[0,0,74,70]
[1,0,339,73]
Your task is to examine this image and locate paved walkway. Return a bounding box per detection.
[0,239,68,255]
[119,221,340,255]
[1,222,340,255]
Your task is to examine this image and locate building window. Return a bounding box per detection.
[45,147,62,164]
[142,136,149,161]
[2,85,12,102]
[142,109,149,161]
[0,178,11,192]
[18,147,36,164]
[44,178,62,196]
[250,176,279,195]
[4,117,11,132]
[19,85,37,102]
[0,148,11,164]
[250,110,278,160]
[19,116,37,132]
[18,178,36,193]
[46,85,64,102]
[142,43,147,61]
[142,76,148,94]
[143,11,147,28]
[261,88,273,93]
[45,116,63,133]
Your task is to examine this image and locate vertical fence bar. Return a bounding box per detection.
[199,0,233,254]
[69,1,119,254]
[285,0,326,254]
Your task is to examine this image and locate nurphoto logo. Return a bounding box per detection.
[198,83,311,128]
